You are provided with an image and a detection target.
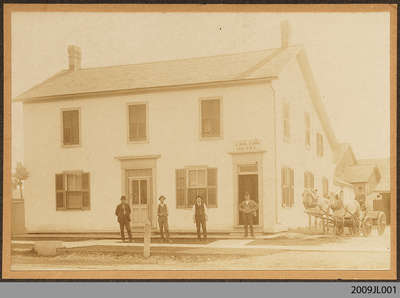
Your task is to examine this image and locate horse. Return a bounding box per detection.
[329,190,361,235]
[302,189,332,232]
[302,189,331,214]
[303,189,361,235]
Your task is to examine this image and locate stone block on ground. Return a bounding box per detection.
[34,241,64,256]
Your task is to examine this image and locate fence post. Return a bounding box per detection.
[144,217,151,258]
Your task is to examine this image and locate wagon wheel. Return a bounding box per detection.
[361,217,372,237]
[377,212,387,236]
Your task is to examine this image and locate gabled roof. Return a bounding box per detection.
[333,143,357,164]
[15,46,301,102]
[343,164,381,184]
[296,49,339,149]
[333,176,354,188]
[358,158,390,192]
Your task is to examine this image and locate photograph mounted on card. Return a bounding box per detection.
[2,4,396,280]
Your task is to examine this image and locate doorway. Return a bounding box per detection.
[128,177,150,227]
[238,173,259,225]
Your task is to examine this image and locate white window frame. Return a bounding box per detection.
[55,170,90,211]
[199,97,223,140]
[176,166,218,209]
[61,107,81,148]
[127,101,149,144]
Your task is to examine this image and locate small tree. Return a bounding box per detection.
[12,162,29,199]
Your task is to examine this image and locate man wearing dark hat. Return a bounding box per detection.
[115,195,133,242]
[157,195,171,242]
[192,195,208,241]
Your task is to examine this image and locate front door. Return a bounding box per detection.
[128,177,149,226]
[238,174,259,225]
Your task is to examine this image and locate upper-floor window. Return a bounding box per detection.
[322,177,329,198]
[176,167,217,208]
[56,171,90,210]
[316,133,324,157]
[62,109,80,146]
[128,103,148,142]
[281,167,294,208]
[304,171,314,190]
[283,103,290,142]
[200,98,221,138]
[305,112,311,149]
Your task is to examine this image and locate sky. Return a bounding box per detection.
[11,11,391,166]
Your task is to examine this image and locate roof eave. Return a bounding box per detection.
[14,76,278,103]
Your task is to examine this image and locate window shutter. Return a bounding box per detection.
[72,110,79,145]
[207,168,217,186]
[55,174,65,209]
[287,105,290,138]
[63,111,71,145]
[82,172,90,209]
[283,103,290,139]
[289,168,294,207]
[212,100,221,136]
[320,135,324,156]
[176,169,186,208]
[281,167,286,207]
[207,168,217,207]
[311,173,314,189]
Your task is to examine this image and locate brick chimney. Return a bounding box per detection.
[280,20,291,48]
[67,45,81,71]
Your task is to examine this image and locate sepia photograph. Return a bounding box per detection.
[2,4,397,280]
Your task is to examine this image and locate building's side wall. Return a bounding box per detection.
[272,57,336,229]
[23,82,275,232]
[367,173,380,194]
[335,149,357,178]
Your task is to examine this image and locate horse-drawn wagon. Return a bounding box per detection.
[303,189,386,237]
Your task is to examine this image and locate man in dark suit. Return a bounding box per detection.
[239,192,258,238]
[115,195,133,242]
[192,196,208,241]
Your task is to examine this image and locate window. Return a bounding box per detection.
[62,109,80,146]
[128,103,147,142]
[283,103,290,142]
[316,133,324,157]
[304,171,314,190]
[56,171,90,210]
[281,167,294,208]
[322,177,329,198]
[176,167,217,208]
[200,98,221,138]
[305,112,311,148]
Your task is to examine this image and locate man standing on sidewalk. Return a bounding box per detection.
[157,195,171,243]
[115,196,133,243]
[239,192,258,238]
[192,196,208,241]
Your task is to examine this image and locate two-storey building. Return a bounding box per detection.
[15,22,343,234]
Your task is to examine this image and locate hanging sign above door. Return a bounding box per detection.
[233,138,265,153]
